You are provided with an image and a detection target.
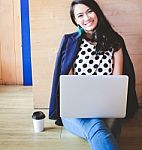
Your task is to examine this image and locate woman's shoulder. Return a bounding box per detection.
[112,32,125,51]
[63,31,79,39]
[114,32,124,44]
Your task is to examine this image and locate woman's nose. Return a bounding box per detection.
[83,14,90,21]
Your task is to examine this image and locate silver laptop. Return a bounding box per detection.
[60,75,128,118]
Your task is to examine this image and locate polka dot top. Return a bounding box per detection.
[73,38,114,75]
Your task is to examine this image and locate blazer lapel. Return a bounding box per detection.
[61,33,81,74]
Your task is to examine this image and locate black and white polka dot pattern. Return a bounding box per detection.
[73,39,114,75]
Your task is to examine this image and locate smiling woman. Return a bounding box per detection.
[49,0,138,149]
[29,0,141,118]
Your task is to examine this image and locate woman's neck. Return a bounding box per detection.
[84,31,96,42]
[84,31,97,46]
[85,31,94,41]
[85,31,94,40]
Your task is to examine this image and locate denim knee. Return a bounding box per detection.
[81,119,109,141]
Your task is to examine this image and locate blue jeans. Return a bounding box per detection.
[61,118,119,150]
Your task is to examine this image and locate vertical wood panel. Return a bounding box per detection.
[30,0,73,108]
[0,0,22,84]
[30,0,142,108]
[0,42,2,84]
[0,0,16,84]
[13,0,23,84]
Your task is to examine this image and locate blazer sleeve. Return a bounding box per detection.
[49,35,67,120]
[121,37,139,118]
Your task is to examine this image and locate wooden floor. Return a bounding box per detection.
[0,85,142,150]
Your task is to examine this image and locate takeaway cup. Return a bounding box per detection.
[32,111,46,132]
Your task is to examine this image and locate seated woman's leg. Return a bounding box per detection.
[104,118,122,141]
[61,118,119,150]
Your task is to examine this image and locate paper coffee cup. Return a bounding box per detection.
[32,111,46,132]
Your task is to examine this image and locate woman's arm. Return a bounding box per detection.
[112,48,123,75]
[68,68,74,75]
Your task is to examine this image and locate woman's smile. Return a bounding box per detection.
[74,4,98,32]
[84,20,94,27]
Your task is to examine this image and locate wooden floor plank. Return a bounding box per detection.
[0,85,142,150]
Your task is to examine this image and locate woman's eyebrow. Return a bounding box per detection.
[76,12,83,16]
[76,8,91,16]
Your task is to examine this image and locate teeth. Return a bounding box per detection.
[85,22,92,26]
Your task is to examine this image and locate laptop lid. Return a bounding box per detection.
[60,75,128,118]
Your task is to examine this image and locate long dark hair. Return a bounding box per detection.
[70,0,122,52]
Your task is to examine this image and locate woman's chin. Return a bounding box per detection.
[85,28,95,33]
[85,26,96,32]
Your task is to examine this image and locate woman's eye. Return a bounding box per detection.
[88,10,93,13]
[77,14,83,18]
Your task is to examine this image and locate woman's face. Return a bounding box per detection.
[74,4,98,33]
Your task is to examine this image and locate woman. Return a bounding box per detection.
[49,0,139,149]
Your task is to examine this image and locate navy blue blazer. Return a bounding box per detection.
[49,32,139,120]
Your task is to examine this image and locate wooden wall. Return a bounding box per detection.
[29,0,74,108]
[0,0,22,84]
[30,0,142,108]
